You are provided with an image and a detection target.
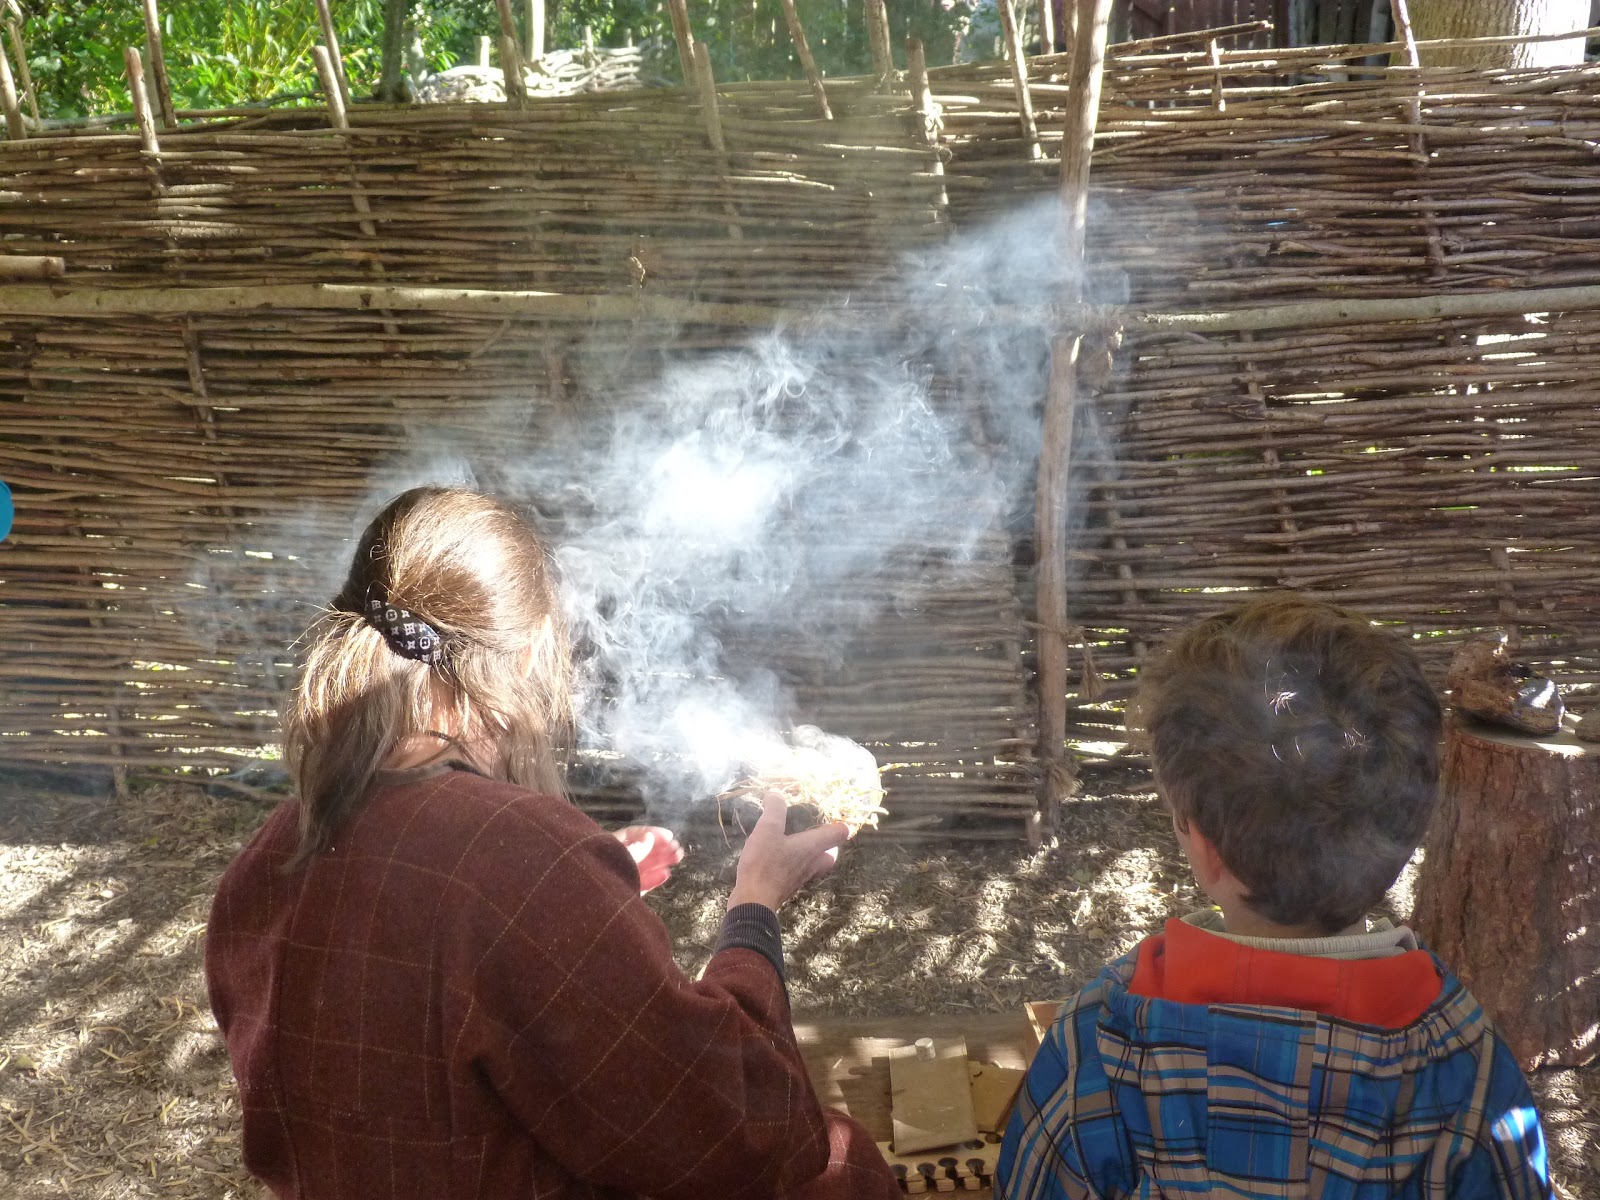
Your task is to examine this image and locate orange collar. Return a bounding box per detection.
[1128,918,1442,1028]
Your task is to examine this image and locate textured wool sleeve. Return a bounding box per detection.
[441,789,836,1200]
[715,901,786,978]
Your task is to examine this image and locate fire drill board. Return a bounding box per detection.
[966,1060,1026,1135]
[889,1036,980,1154]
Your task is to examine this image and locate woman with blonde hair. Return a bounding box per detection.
[206,485,897,1199]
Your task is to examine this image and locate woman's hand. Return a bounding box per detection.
[727,793,852,913]
[614,826,685,894]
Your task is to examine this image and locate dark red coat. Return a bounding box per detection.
[205,768,896,1199]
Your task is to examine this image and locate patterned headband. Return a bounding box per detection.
[365,596,446,665]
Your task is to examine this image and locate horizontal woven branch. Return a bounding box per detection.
[13,281,1600,336]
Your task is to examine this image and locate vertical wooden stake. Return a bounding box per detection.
[691,40,742,240]
[1038,0,1056,55]
[906,38,946,214]
[1034,0,1111,827]
[0,37,21,140]
[140,0,177,128]
[478,34,492,67]
[779,0,831,119]
[666,0,694,84]
[691,39,725,152]
[997,0,1040,159]
[313,0,353,114]
[124,47,161,159]
[525,0,546,61]
[1206,38,1225,112]
[4,11,37,125]
[312,45,349,130]
[312,45,398,338]
[1390,0,1448,281]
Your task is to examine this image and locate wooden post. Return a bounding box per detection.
[312,45,398,337]
[123,47,161,159]
[1390,0,1449,281]
[778,0,832,119]
[139,0,176,128]
[691,40,725,152]
[1413,720,1598,1068]
[4,5,37,125]
[666,0,694,84]
[997,0,1040,160]
[0,36,21,140]
[691,40,742,240]
[1034,0,1111,827]
[312,45,349,130]
[906,38,946,215]
[478,34,492,68]
[1038,0,1056,54]
[525,0,546,61]
[313,0,353,114]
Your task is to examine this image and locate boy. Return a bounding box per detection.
[999,594,1553,1200]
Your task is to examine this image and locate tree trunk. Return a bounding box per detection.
[1403,0,1591,68]
[378,0,412,102]
[1412,718,1599,1068]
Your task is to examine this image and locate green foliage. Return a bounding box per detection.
[165,1,368,108]
[18,2,145,119]
[13,0,980,120]
[17,0,389,118]
[544,0,974,84]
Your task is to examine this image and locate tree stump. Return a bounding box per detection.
[1413,717,1598,1069]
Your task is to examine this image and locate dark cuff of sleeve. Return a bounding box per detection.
[715,903,785,980]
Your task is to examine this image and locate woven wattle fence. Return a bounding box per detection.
[2,28,1597,838]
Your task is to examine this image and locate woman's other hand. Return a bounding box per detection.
[614,826,684,894]
[727,793,851,913]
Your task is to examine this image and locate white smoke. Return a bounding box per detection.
[186,196,1106,810]
[500,196,1078,810]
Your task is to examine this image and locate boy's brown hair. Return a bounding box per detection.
[1131,593,1442,933]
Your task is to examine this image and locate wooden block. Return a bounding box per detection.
[1023,1002,1061,1055]
[876,1140,999,1195]
[890,1036,980,1154]
[966,1060,1025,1134]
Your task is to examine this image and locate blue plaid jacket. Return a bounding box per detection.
[997,954,1552,1200]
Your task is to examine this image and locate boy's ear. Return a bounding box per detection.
[1183,826,1234,894]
